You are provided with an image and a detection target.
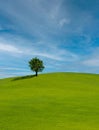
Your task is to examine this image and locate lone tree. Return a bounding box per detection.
[29,57,44,76]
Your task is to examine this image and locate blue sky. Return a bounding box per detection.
[0,0,99,78]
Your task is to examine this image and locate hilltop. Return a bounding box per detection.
[0,73,99,130]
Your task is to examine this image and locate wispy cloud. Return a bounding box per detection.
[83,59,99,67]
[0,41,78,61]
[0,67,29,71]
[0,43,22,53]
[83,48,99,67]
[59,18,70,27]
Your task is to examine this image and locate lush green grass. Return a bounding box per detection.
[0,72,99,130]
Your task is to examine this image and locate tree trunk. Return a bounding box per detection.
[35,71,38,76]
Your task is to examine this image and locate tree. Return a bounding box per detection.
[29,57,44,76]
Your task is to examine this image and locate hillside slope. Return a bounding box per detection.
[0,73,99,130]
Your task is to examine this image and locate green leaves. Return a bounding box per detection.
[29,57,45,76]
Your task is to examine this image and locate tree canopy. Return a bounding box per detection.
[29,57,44,76]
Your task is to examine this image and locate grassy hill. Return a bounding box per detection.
[0,72,99,130]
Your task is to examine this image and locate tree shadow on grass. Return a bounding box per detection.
[12,74,36,81]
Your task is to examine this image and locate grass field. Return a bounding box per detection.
[0,72,99,130]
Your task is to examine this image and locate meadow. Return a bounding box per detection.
[0,73,99,130]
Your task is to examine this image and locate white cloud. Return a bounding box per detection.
[0,0,68,38]
[59,18,70,27]
[0,72,31,79]
[0,43,22,54]
[0,67,29,71]
[82,48,99,67]
[49,0,63,20]
[0,41,78,62]
[83,59,99,67]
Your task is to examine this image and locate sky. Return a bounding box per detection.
[0,0,99,78]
